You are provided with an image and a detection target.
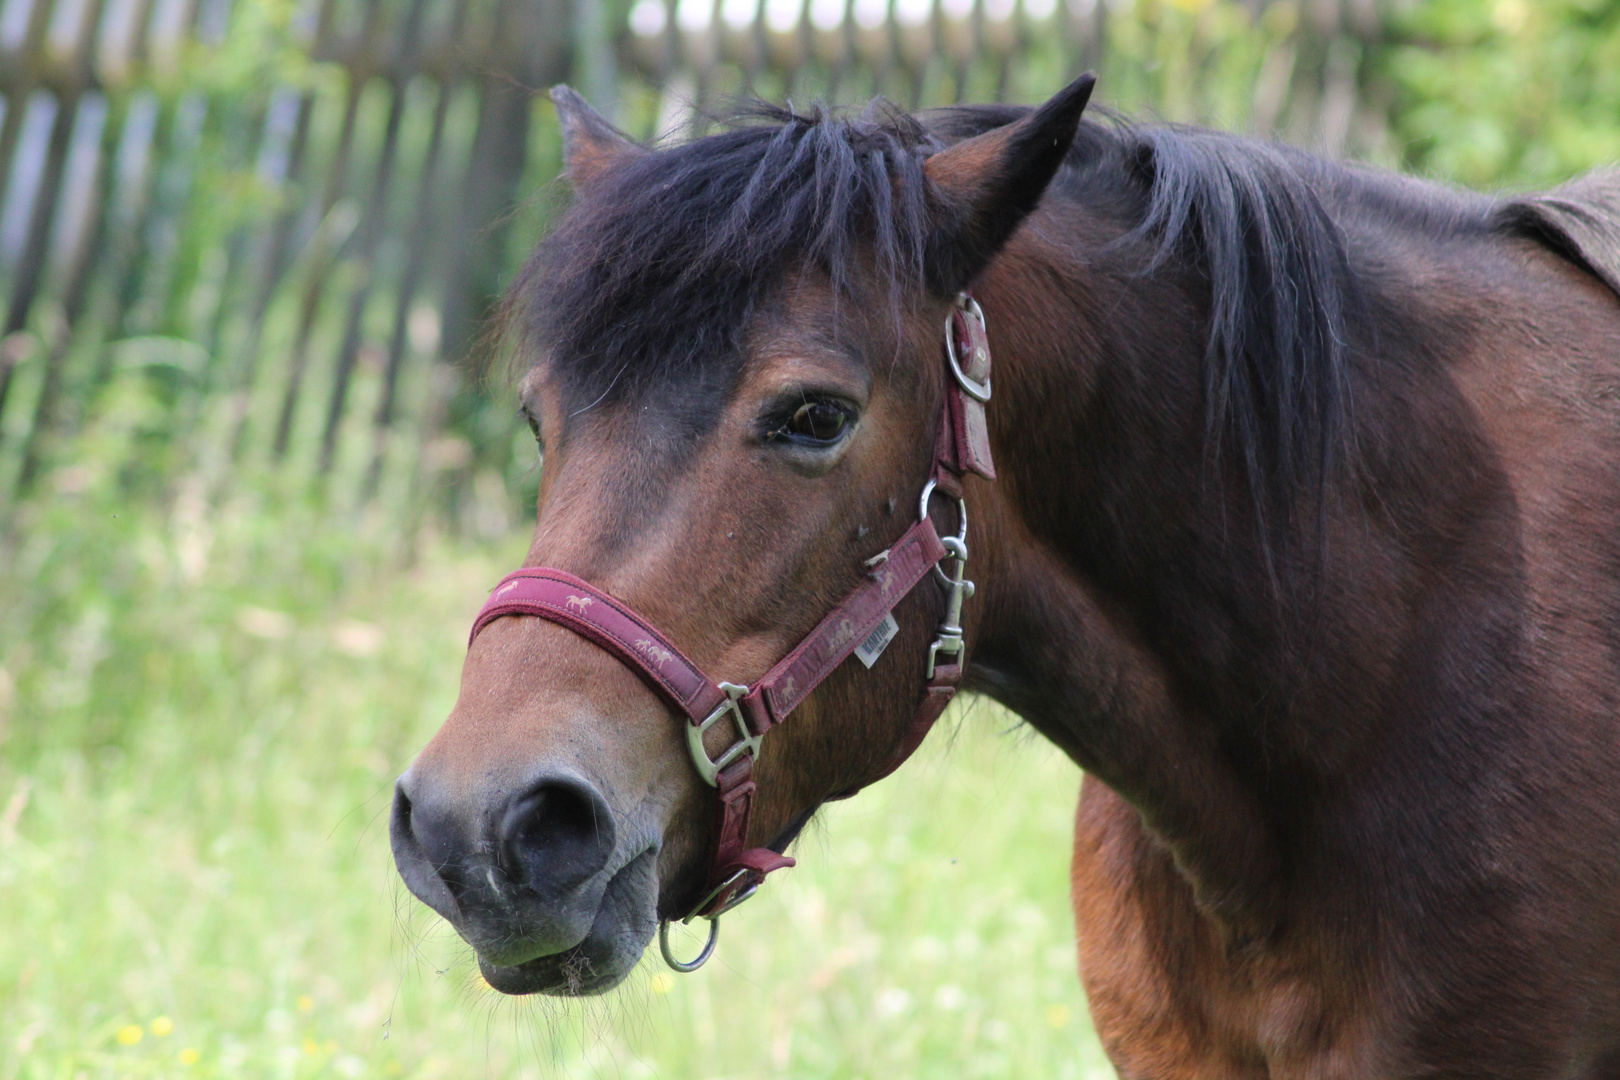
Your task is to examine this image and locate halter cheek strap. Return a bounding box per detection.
[466,292,996,958]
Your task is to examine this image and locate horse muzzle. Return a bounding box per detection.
[389,762,660,994]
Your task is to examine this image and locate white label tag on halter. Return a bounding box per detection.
[854,613,900,669]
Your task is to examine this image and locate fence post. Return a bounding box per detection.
[318,0,432,474]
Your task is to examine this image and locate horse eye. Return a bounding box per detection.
[520,404,542,444]
[784,402,850,443]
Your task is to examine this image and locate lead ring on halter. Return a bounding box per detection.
[660,914,721,972]
[464,291,996,973]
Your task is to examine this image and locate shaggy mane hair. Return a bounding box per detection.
[510,97,1418,507]
[513,101,942,417]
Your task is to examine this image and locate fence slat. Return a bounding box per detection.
[14,92,109,490]
[0,0,60,228]
[362,0,465,500]
[0,0,1401,534]
[317,0,428,473]
[270,17,372,462]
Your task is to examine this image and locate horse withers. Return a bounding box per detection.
[391,76,1620,1075]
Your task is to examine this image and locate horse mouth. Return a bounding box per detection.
[473,846,660,996]
[477,943,625,996]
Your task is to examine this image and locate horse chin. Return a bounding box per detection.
[475,846,660,997]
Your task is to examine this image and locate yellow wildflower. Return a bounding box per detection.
[150,1016,174,1037]
[116,1025,144,1046]
[649,972,675,995]
[179,1048,200,1066]
[1044,1003,1072,1029]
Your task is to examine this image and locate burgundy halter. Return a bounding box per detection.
[466,293,996,971]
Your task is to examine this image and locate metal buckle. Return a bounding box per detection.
[945,294,991,403]
[685,682,757,787]
[685,868,759,922]
[919,480,975,679]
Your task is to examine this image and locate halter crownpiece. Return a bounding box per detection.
[467,292,996,971]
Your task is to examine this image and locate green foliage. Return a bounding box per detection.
[0,478,393,761]
[1381,0,1620,186]
[1092,0,1283,127]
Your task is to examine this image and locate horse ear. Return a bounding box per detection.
[551,86,645,190]
[924,73,1096,293]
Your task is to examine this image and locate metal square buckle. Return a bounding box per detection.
[686,682,759,787]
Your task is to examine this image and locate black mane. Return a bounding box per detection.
[514,101,942,418]
[518,97,1389,506]
[1125,127,1361,509]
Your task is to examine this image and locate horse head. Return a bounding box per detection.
[389,77,1093,995]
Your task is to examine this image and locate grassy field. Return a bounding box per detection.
[0,491,1111,1079]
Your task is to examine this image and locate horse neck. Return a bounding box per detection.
[962,215,1413,930]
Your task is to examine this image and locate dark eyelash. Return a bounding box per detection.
[767,398,855,444]
[520,404,544,447]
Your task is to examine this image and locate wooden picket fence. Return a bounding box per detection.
[0,0,1396,537]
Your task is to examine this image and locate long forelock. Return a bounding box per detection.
[519,96,1380,533]
[514,101,943,414]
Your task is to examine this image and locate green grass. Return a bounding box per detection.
[0,494,1111,1079]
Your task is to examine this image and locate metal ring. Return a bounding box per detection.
[919,479,969,545]
[659,917,720,973]
[944,297,992,403]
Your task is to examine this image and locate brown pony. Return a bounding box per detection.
[391,78,1620,1075]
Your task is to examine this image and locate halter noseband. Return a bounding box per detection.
[466,293,997,971]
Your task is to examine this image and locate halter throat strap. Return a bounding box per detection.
[465,293,996,929]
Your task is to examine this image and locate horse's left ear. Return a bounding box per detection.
[551,86,646,190]
[924,73,1095,293]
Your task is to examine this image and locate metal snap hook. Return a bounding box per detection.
[659,917,720,973]
[919,478,974,679]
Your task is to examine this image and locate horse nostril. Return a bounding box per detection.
[500,777,617,895]
[389,776,462,923]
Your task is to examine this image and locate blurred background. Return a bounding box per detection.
[0,0,1617,1077]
